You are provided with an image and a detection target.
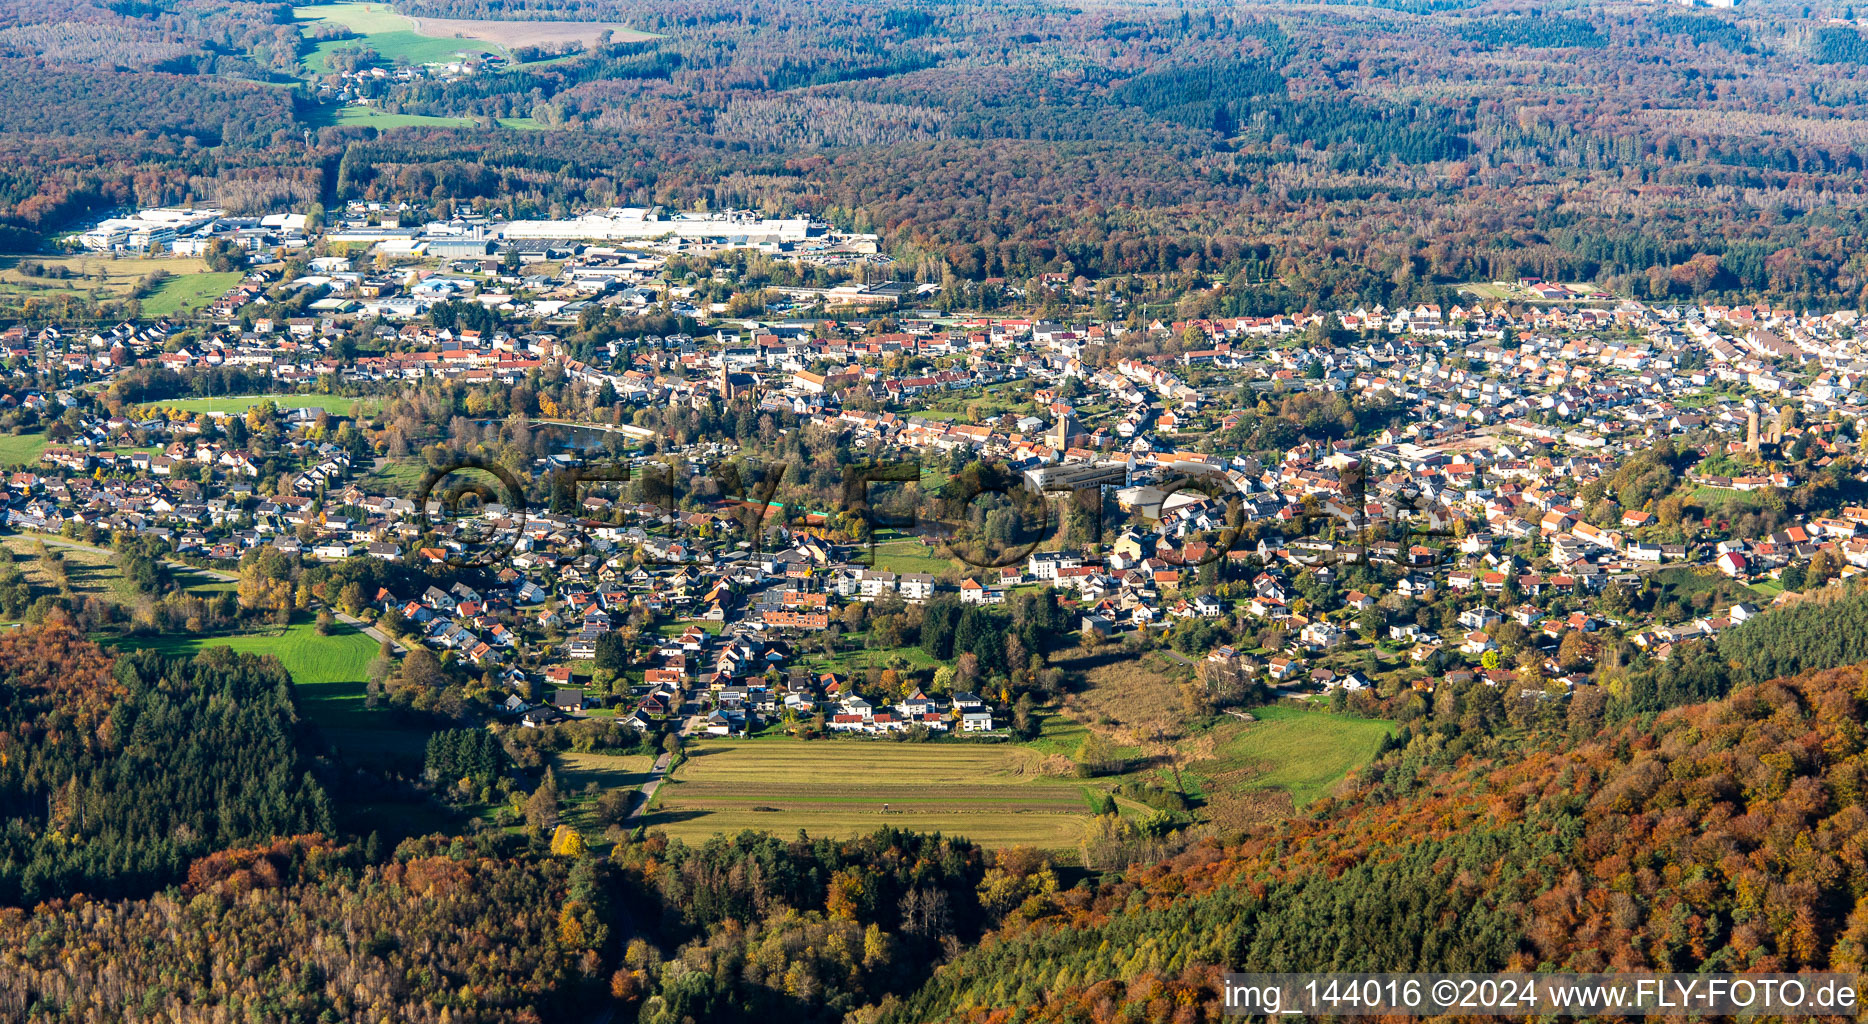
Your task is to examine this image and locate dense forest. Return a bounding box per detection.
[615,828,1018,1022]
[8,593,1868,1021]
[10,0,1868,1018]
[0,834,614,1023]
[6,0,1868,307]
[0,625,331,907]
[890,656,1868,1021]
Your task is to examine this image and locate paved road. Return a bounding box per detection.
[626,751,675,825]
[624,713,699,824]
[333,609,407,654]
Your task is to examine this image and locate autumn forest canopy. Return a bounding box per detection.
[4,0,1868,309]
[16,0,1868,1019]
[12,579,1868,1019]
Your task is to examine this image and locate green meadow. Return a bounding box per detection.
[1219,704,1395,806]
[296,3,500,73]
[106,616,382,731]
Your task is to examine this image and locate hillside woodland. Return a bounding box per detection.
[0,834,613,1024]
[4,0,1868,308]
[8,0,1868,1018]
[6,577,1868,1021]
[0,624,331,907]
[891,657,1868,1021]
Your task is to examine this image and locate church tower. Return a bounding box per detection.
[1052,411,1083,451]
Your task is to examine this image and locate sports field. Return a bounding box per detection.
[642,740,1095,849]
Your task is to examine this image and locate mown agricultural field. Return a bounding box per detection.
[643,740,1095,850]
[295,2,653,75]
[297,2,500,72]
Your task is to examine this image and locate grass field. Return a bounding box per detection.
[1,535,235,607]
[0,254,229,310]
[296,1,409,34]
[1646,564,1755,610]
[910,382,1037,425]
[0,432,49,467]
[556,750,657,835]
[1692,485,1769,508]
[106,616,383,730]
[1051,643,1391,811]
[1213,705,1394,806]
[1455,282,1516,300]
[134,393,383,417]
[1055,645,1196,743]
[313,107,551,132]
[359,456,430,498]
[655,620,724,637]
[295,2,652,74]
[405,11,655,48]
[314,105,479,129]
[869,536,967,576]
[642,740,1093,850]
[1457,281,1612,303]
[794,642,944,678]
[297,3,500,72]
[2,536,141,604]
[143,270,243,317]
[557,750,659,790]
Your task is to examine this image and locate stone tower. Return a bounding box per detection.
[1052,411,1083,451]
